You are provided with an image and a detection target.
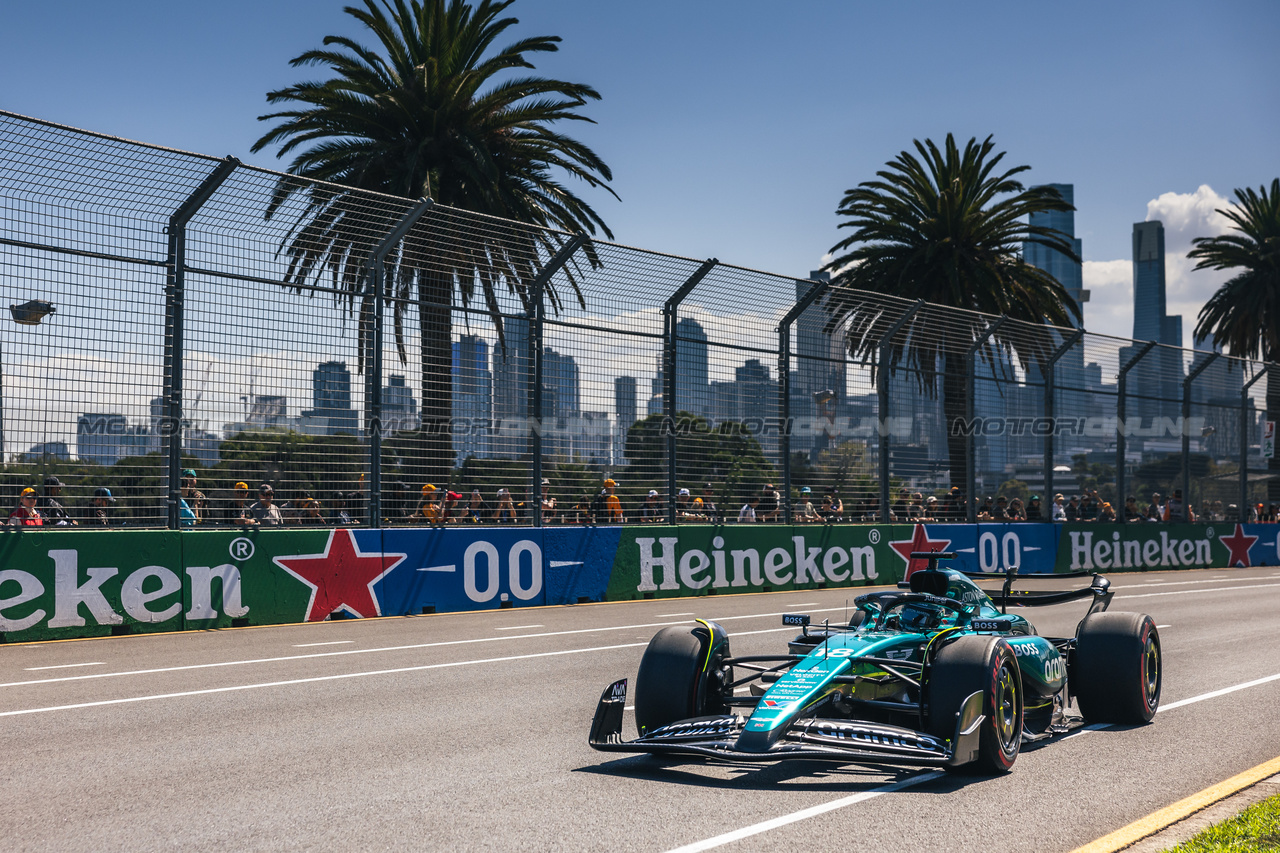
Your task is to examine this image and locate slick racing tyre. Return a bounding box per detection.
[927,635,1023,774]
[1073,612,1161,724]
[634,624,730,736]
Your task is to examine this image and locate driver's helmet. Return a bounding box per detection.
[899,602,943,632]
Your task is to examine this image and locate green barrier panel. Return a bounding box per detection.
[1055,522,1230,572]
[179,529,333,629]
[607,525,917,600]
[0,529,184,641]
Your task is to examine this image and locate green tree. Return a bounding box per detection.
[251,0,615,486]
[823,134,1080,495]
[1189,179,1280,501]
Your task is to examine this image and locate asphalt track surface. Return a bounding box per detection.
[4,567,1280,852]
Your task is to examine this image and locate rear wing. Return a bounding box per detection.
[959,567,1113,615]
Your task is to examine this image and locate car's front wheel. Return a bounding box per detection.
[634,624,731,736]
[926,635,1023,773]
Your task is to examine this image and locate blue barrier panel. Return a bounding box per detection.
[376,527,550,613]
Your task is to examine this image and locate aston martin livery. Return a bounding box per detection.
[589,552,1161,773]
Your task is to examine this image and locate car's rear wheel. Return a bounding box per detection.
[1073,612,1161,723]
[634,624,730,736]
[927,635,1022,774]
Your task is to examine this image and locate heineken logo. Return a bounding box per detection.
[1068,530,1211,570]
[0,549,248,633]
[634,533,877,593]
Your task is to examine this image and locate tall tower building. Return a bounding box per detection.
[675,317,710,418]
[302,361,357,435]
[452,335,491,462]
[794,270,845,456]
[1126,220,1184,438]
[1023,184,1092,454]
[614,376,638,464]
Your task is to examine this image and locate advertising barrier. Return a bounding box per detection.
[1,521,1275,642]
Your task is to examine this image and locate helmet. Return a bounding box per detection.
[899,603,943,633]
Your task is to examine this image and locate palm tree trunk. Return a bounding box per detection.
[410,273,453,492]
[942,351,970,504]
[1267,371,1280,507]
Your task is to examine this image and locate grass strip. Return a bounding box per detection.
[1163,792,1280,852]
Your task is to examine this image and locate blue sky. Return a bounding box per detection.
[3,0,1278,343]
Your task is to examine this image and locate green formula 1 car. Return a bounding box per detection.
[589,552,1161,773]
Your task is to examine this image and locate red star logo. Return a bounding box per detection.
[274,529,406,621]
[1219,523,1258,568]
[889,524,952,579]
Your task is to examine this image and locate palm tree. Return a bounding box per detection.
[822,134,1080,495]
[1189,178,1280,501]
[250,0,615,487]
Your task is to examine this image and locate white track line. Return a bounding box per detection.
[292,641,354,648]
[0,608,848,690]
[665,772,945,853]
[1118,582,1280,600]
[495,625,543,631]
[23,662,104,671]
[666,672,1280,852]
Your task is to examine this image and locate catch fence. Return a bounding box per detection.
[0,110,1273,528]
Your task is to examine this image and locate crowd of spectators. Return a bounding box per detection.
[10,474,1280,528]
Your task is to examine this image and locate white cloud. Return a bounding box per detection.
[1082,259,1133,341]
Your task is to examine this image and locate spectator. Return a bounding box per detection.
[701,484,720,523]
[1007,497,1026,521]
[1065,495,1081,522]
[467,489,487,523]
[830,492,844,520]
[1025,495,1043,522]
[443,490,463,523]
[977,496,995,520]
[1051,493,1067,522]
[335,493,357,525]
[891,487,912,520]
[796,486,819,522]
[738,495,759,523]
[1123,495,1143,522]
[820,494,838,522]
[181,469,209,525]
[8,487,44,526]
[1211,500,1225,522]
[39,476,76,526]
[1098,501,1117,523]
[641,490,663,522]
[226,482,253,525]
[179,497,196,526]
[294,490,325,525]
[248,484,284,525]
[414,484,441,523]
[90,487,115,526]
[1164,489,1194,522]
[759,484,781,523]
[921,495,938,522]
[1146,492,1163,521]
[492,488,516,523]
[1079,490,1099,521]
[991,496,1011,522]
[538,479,557,524]
[1144,503,1161,522]
[674,488,693,519]
[907,492,925,520]
[591,478,623,524]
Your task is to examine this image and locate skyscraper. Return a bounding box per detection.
[301,361,357,435]
[1024,184,1091,453]
[675,317,710,417]
[1126,220,1184,438]
[794,270,844,456]
[614,376,637,464]
[452,335,491,462]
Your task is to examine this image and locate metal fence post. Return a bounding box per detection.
[162,156,238,528]
[1181,351,1219,517]
[966,316,1008,523]
[877,300,924,523]
[662,259,717,525]
[1115,341,1156,511]
[1041,329,1084,504]
[1241,365,1270,522]
[365,198,434,527]
[778,275,834,524]
[528,234,588,527]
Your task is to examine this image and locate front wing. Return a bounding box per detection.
[588,679,985,768]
